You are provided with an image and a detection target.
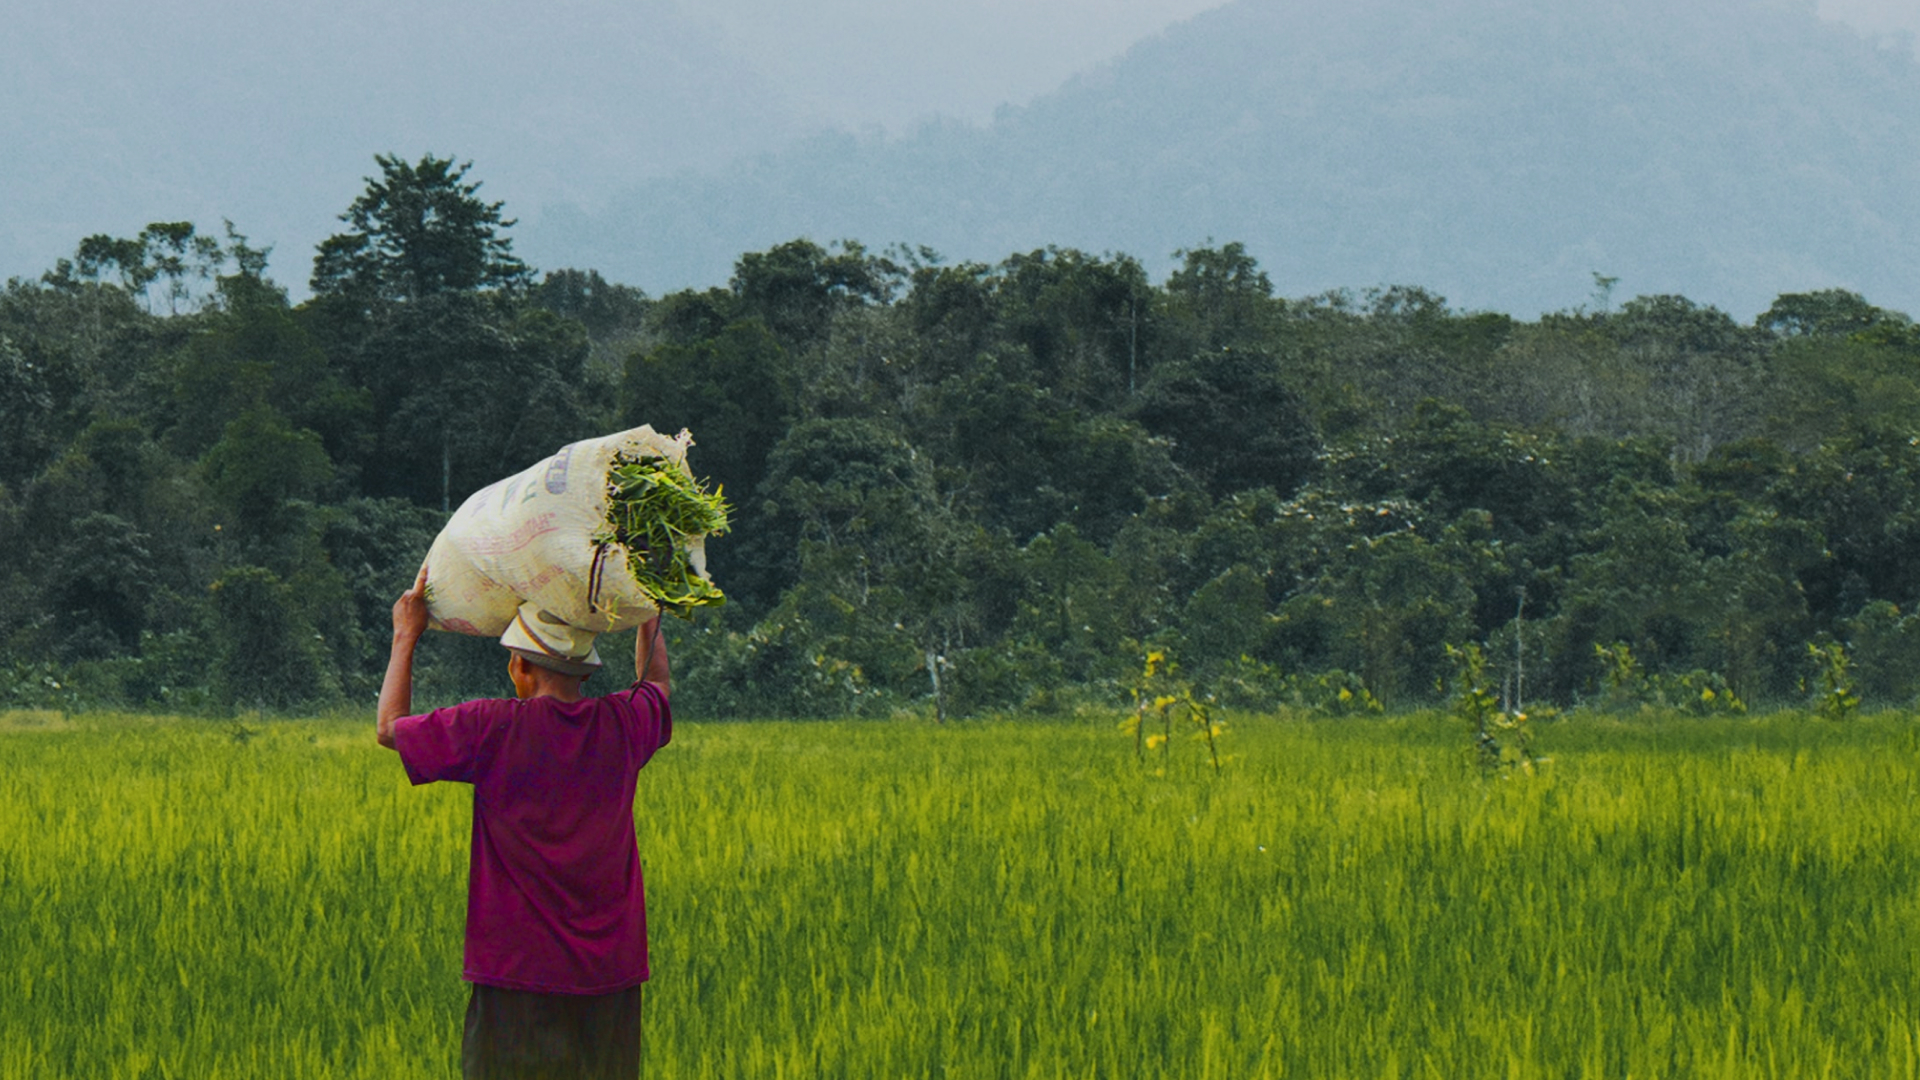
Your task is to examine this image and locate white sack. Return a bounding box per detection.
[423,425,710,637]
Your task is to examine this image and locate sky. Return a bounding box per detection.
[702,0,1919,130]
[690,0,1227,130]
[2,0,1916,291]
[0,0,1230,289]
[1816,0,1920,40]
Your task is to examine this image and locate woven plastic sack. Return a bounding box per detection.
[423,425,711,637]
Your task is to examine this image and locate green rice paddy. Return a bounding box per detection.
[3,709,1918,1077]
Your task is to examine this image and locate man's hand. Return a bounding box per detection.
[392,563,430,643]
[378,564,430,750]
[634,614,671,697]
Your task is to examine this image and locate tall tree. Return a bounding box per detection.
[311,154,531,302]
[994,247,1153,409]
[1164,242,1274,351]
[1758,289,1902,339]
[729,239,897,350]
[1129,346,1318,499]
[0,336,54,489]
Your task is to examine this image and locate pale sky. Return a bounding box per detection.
[686,0,1228,130]
[705,0,1918,131]
[1816,0,1920,40]
[3,0,1916,289]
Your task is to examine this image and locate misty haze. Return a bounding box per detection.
[6,0,1919,315]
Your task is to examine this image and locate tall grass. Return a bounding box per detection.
[2,709,1917,1077]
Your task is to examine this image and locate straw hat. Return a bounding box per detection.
[499,601,604,676]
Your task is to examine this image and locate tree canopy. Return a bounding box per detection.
[311,154,530,302]
[8,159,1920,719]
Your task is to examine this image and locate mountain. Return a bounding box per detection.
[0,0,801,288]
[558,0,1920,317]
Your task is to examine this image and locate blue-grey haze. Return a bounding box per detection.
[553,0,1920,318]
[5,0,1918,318]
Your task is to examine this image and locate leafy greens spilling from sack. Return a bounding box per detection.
[598,451,731,616]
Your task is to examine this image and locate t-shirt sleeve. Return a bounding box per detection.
[393,700,499,786]
[625,680,672,754]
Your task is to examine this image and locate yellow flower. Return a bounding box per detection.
[1145,733,1168,750]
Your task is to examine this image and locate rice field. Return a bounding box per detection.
[3,708,1919,1078]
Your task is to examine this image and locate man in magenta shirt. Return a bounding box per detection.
[378,568,672,1079]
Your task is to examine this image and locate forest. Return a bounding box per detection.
[5,154,1920,719]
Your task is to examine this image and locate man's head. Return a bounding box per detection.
[498,602,602,698]
[506,652,589,700]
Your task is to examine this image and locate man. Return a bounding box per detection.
[378,566,672,1079]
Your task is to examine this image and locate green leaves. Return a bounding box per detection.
[600,452,731,617]
[199,406,334,537]
[311,154,530,302]
[1807,642,1859,722]
[1124,648,1228,774]
[1448,642,1538,775]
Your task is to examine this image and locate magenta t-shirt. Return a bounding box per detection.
[393,682,670,994]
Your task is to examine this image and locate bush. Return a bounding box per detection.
[208,566,338,710]
[1842,601,1920,705]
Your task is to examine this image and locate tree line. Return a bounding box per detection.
[5,154,1919,718]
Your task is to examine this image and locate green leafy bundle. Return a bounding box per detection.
[599,451,731,616]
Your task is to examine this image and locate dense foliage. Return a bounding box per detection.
[6,156,1920,716]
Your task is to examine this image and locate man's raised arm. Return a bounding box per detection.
[634,614,670,698]
[377,565,430,749]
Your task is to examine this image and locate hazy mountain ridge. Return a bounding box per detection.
[560,0,1920,316]
[0,0,803,286]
